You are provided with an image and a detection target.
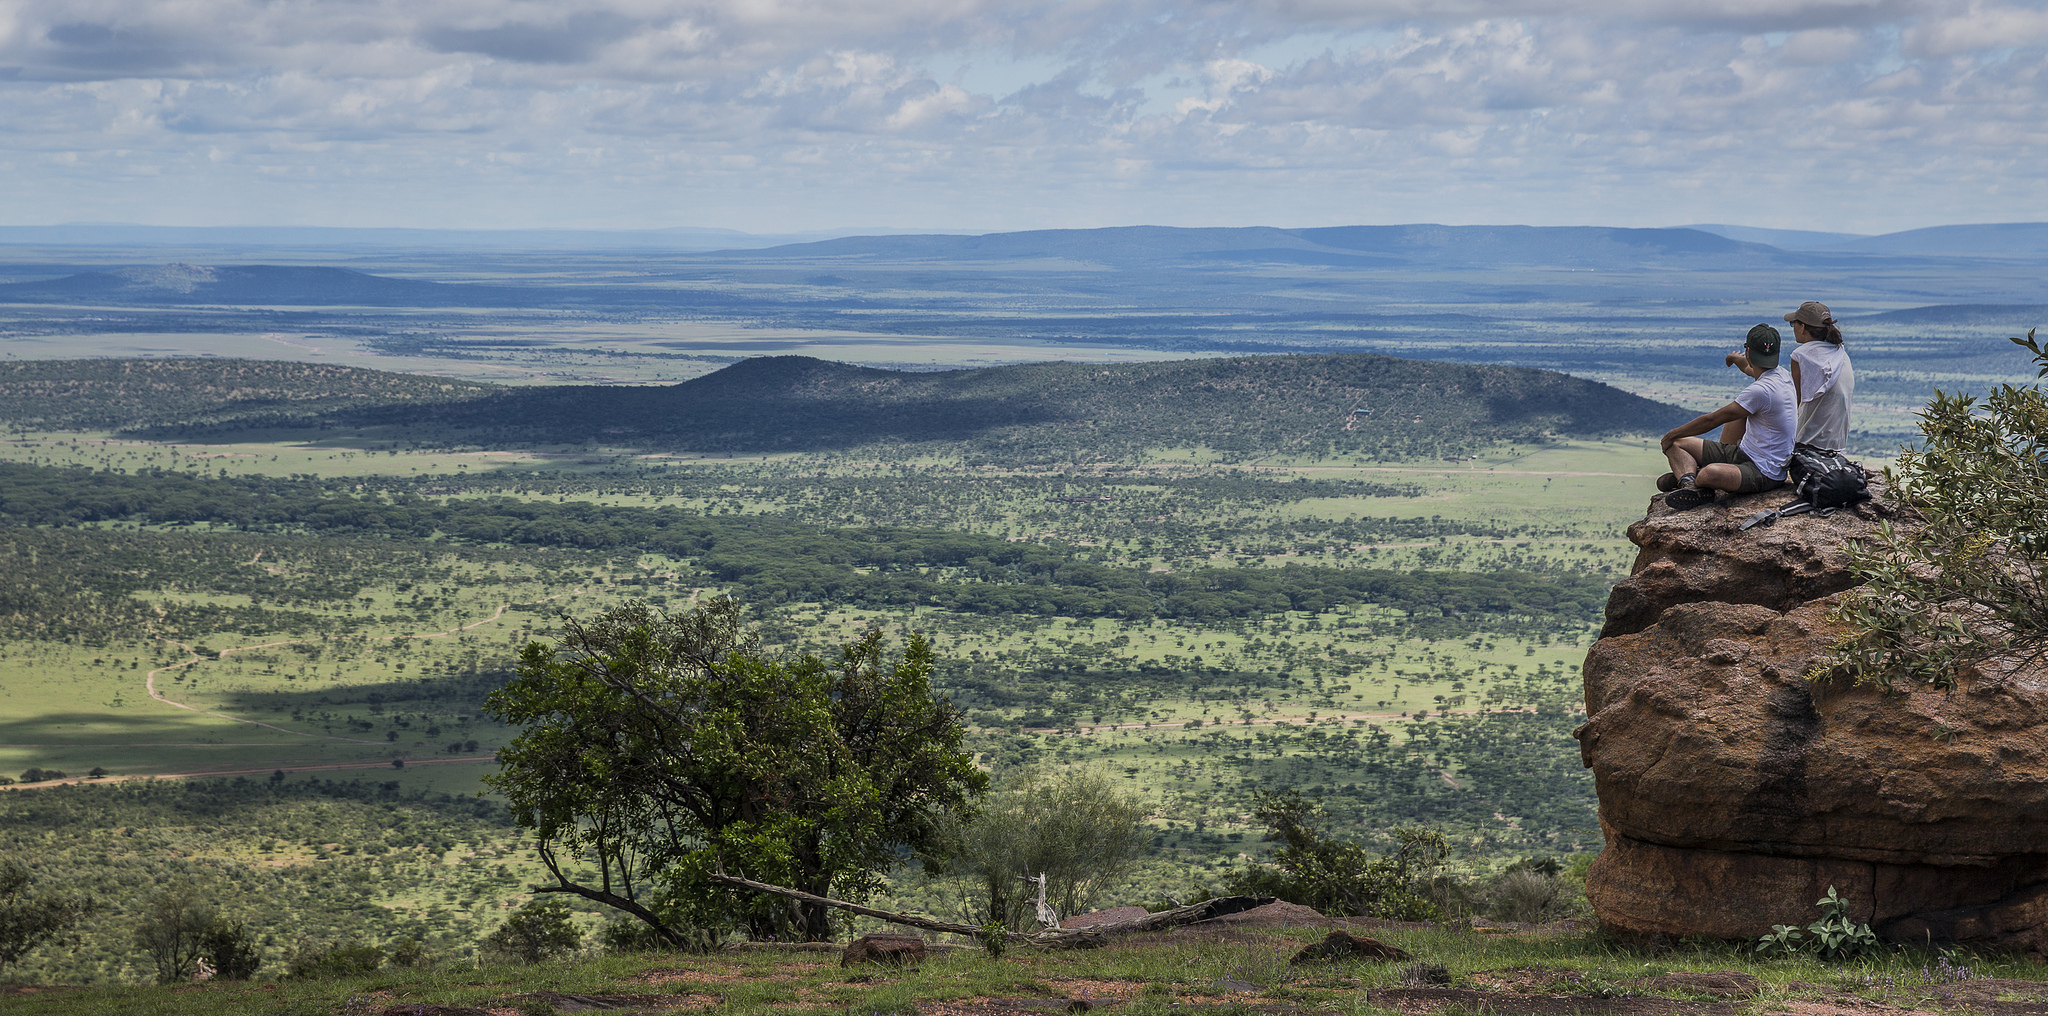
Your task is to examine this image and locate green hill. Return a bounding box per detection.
[0,358,498,431]
[1,353,1687,461]
[330,353,1687,461]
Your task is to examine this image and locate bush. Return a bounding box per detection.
[132,886,215,984]
[931,766,1151,930]
[386,937,430,968]
[199,920,263,980]
[1225,791,1443,920]
[0,861,93,972]
[287,940,384,979]
[1486,869,1558,923]
[1832,331,2048,689]
[483,898,582,963]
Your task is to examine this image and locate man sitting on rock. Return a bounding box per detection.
[1657,324,1797,511]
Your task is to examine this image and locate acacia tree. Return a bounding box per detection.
[485,598,986,943]
[0,861,92,974]
[936,766,1151,930]
[1831,332,2048,689]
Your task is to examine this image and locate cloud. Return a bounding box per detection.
[0,0,2045,232]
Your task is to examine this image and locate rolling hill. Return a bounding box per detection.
[0,358,498,431]
[85,353,1689,462]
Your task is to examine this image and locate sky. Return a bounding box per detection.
[2,0,2046,235]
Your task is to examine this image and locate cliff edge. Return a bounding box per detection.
[1576,483,2048,958]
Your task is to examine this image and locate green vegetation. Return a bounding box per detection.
[0,358,495,432]
[933,766,1150,930]
[0,353,1675,985]
[488,599,986,943]
[1833,331,2048,689]
[1225,791,1444,920]
[119,353,1686,463]
[4,921,2045,1016]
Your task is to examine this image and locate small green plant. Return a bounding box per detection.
[1755,885,1877,960]
[976,921,1010,959]
[1806,886,1879,961]
[1755,924,1804,956]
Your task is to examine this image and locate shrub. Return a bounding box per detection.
[1831,331,2048,689]
[199,920,264,980]
[287,940,384,979]
[483,898,582,963]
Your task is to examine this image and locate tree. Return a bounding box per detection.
[1831,332,2048,689]
[1227,791,1444,920]
[484,598,987,943]
[132,885,215,985]
[0,861,93,972]
[934,766,1151,930]
[199,920,264,980]
[483,898,583,963]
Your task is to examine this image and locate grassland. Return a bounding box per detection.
[7,917,2046,1016]
[0,349,1921,987]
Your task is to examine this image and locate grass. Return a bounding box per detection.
[9,925,2046,1016]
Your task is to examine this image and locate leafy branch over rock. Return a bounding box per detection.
[1829,331,2048,690]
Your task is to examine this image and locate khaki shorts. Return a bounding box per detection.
[1697,440,1790,494]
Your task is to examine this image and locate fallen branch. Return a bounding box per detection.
[707,869,1276,950]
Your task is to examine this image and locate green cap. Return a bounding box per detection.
[1746,323,1781,370]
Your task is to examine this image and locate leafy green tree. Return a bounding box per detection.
[1228,791,1444,920]
[483,898,583,963]
[1832,333,2048,689]
[198,920,263,980]
[132,885,215,985]
[485,598,987,943]
[934,766,1151,930]
[0,861,93,972]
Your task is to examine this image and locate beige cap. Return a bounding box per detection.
[1783,301,1832,328]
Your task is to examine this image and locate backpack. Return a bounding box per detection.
[1739,446,1870,530]
[1785,446,1872,513]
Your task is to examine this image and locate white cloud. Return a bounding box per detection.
[0,0,2045,231]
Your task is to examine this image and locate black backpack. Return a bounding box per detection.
[1740,446,1871,530]
[1786,446,1872,513]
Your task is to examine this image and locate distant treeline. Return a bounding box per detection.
[0,463,1607,626]
[0,358,495,431]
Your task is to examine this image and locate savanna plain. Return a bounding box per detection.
[1,224,2045,1014]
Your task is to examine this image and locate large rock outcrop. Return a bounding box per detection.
[1577,485,2048,957]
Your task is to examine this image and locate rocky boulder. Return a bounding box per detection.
[1577,488,2048,958]
[1598,482,1903,639]
[840,933,926,967]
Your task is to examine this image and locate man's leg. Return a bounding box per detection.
[1719,417,1747,447]
[1694,462,1746,493]
[1664,436,1704,479]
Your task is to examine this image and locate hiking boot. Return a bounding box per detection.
[1665,486,1715,511]
[1656,472,1695,493]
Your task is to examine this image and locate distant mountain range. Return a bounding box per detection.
[4,223,2047,311]
[24,353,1689,461]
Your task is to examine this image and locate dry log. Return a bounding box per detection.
[706,869,1275,950]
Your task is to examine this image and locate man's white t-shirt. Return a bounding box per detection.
[1734,367,1797,480]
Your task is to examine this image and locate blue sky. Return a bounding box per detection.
[3,0,2046,234]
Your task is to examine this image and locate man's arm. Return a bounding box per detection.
[1661,402,1750,451]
